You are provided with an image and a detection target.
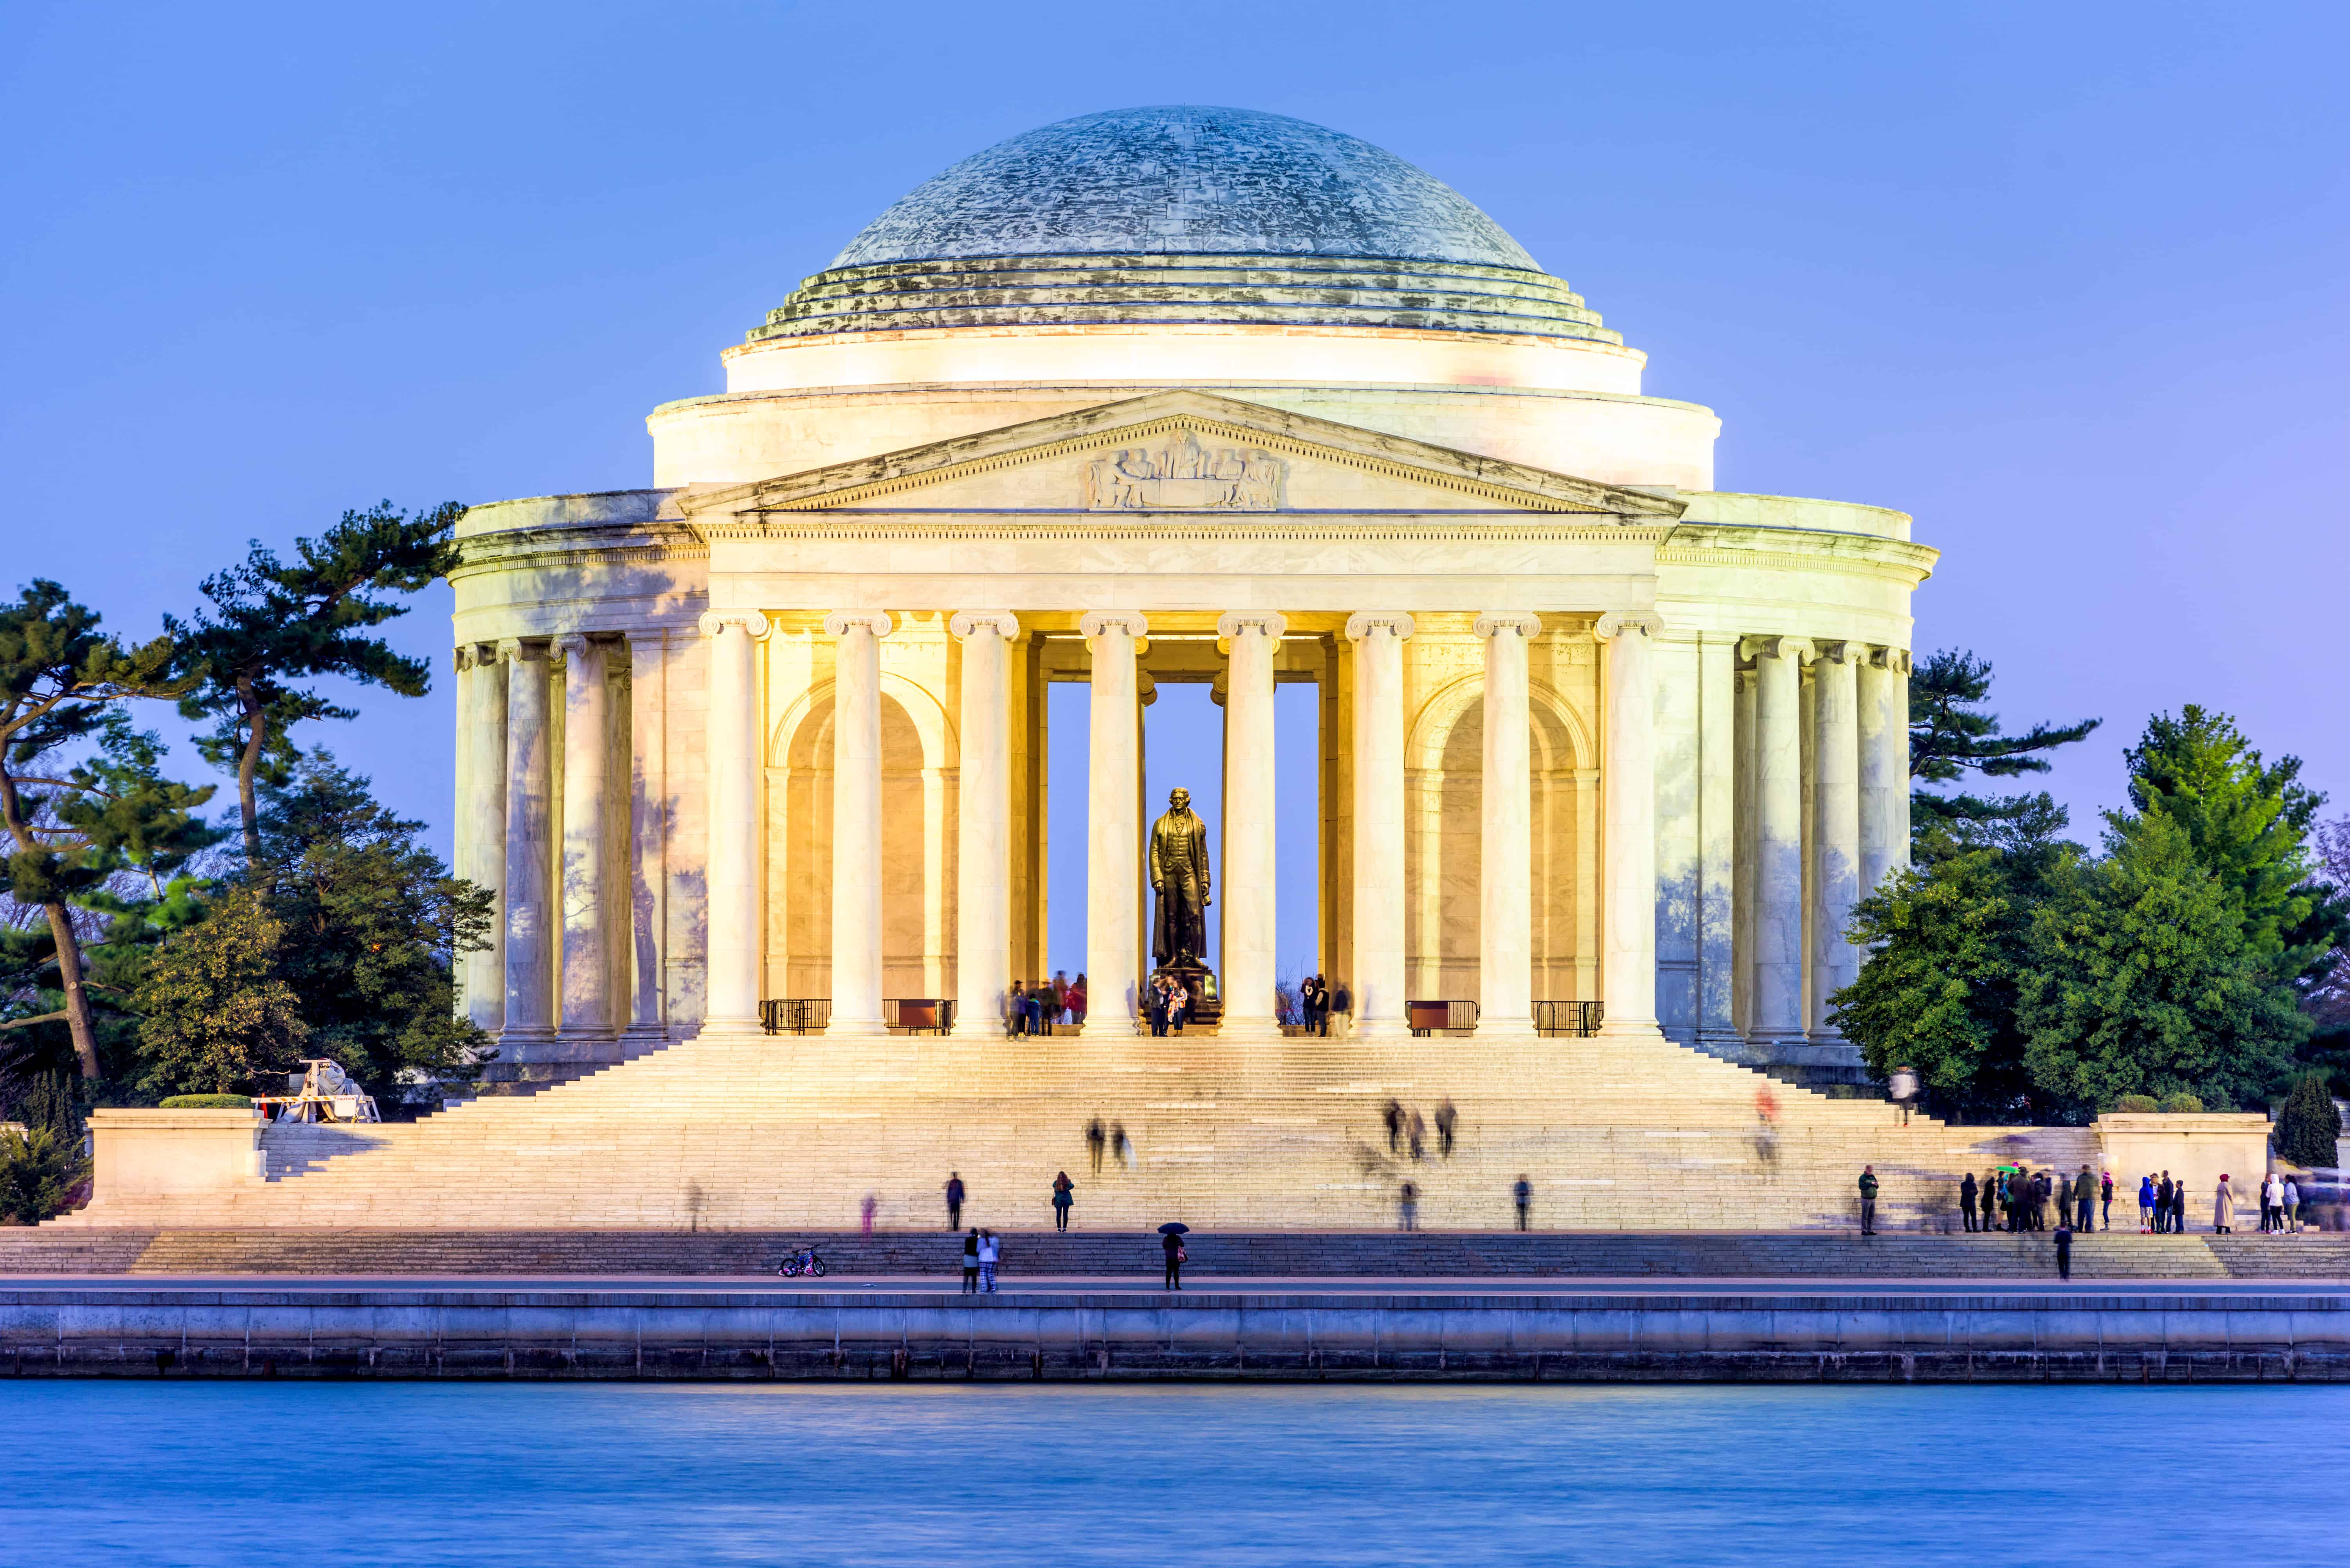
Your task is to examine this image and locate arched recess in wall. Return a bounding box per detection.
[771,673,960,999]
[1402,673,1592,1003]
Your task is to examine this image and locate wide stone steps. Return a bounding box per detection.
[2,1228,2340,1280]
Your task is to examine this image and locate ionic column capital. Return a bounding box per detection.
[949,609,1020,641]
[495,637,548,664]
[1079,609,1149,641]
[1473,611,1542,640]
[1344,611,1415,643]
[822,610,895,640]
[1813,639,1862,665]
[1869,645,1913,675]
[548,632,601,661]
[1215,610,1289,641]
[696,610,771,640]
[1594,611,1664,641]
[1738,634,1813,664]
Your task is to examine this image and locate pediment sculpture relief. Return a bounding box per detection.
[1084,430,1284,511]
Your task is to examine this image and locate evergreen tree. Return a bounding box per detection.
[1909,649,2101,836]
[2122,706,2349,983]
[1831,805,2071,1120]
[132,884,307,1097]
[0,1125,85,1225]
[168,501,462,873]
[2019,811,2306,1116]
[251,754,492,1097]
[0,583,204,1077]
[2274,1072,2342,1169]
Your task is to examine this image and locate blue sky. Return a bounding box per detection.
[5,2,2344,980]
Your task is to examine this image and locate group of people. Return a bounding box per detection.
[1956,1165,2108,1233]
[2134,1171,2194,1232]
[1006,972,1086,1036]
[2256,1172,2308,1232]
[960,1227,1001,1293]
[1144,973,1194,1035]
[1381,1097,1458,1163]
[1291,975,1349,1034]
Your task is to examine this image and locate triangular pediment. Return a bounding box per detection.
[678,390,1686,522]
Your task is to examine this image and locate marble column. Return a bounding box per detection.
[698,610,768,1038]
[1474,612,1540,1035]
[500,639,555,1047]
[952,611,1018,1036]
[1858,647,1911,898]
[824,611,894,1038]
[1811,643,1862,1043]
[1732,665,1757,1040]
[622,630,669,1049]
[1345,612,1413,1041]
[1596,612,1666,1040]
[1218,611,1285,1032]
[1080,610,1148,1035]
[1694,635,1742,1054]
[552,634,612,1050]
[459,646,507,1035]
[1651,633,1701,1044]
[1744,635,1811,1051]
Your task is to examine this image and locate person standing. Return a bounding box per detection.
[2213,1174,2235,1235]
[1168,978,1189,1033]
[1052,970,1070,1025]
[2138,1174,2156,1233]
[2155,1173,2174,1234]
[1960,1171,1979,1232]
[1980,1172,1998,1234]
[1397,1180,1420,1232]
[1513,1174,1533,1232]
[1301,975,1323,1034]
[1857,1165,1880,1236]
[962,1228,980,1294]
[978,1228,1000,1293]
[1330,979,1352,1028]
[1069,974,1088,1028]
[2073,1165,2096,1232]
[1162,1227,1184,1290]
[2285,1175,2303,1234]
[1085,1117,1106,1175]
[1146,977,1169,1037]
[2053,1219,2073,1281]
[945,1172,965,1230]
[2101,1167,2114,1231]
[1052,1171,1075,1233]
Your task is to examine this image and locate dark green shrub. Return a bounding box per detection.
[0,1127,86,1225]
[2158,1091,2208,1114]
[2114,1094,2161,1113]
[2275,1074,2342,1169]
[158,1094,252,1109]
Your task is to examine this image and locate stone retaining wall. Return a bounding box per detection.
[6,1287,2348,1382]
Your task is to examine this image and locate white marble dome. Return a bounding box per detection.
[828,105,1542,270]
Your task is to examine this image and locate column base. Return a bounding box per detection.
[823,1015,891,1040]
[1074,1017,1135,1039]
[1220,1011,1277,1035]
[1596,1015,1668,1042]
[1476,1013,1535,1037]
[689,1015,768,1043]
[1349,1016,1412,1043]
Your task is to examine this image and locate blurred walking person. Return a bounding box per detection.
[1435,1099,1457,1159]
[1397,1180,1420,1232]
[1085,1116,1106,1175]
[945,1172,965,1231]
[1514,1174,1533,1232]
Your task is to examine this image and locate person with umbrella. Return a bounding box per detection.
[1159,1222,1188,1290]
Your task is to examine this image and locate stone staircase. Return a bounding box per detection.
[54,1027,2102,1234]
[2,1227,2345,1279]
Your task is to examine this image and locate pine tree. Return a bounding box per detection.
[2019,811,2306,1116]
[1909,649,2101,836]
[2122,706,2349,983]
[2274,1072,2342,1169]
[168,502,461,872]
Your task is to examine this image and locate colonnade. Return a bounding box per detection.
[459,612,1908,1056]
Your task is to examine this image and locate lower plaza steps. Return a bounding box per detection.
[3,1228,2345,1279]
[43,1025,2126,1237]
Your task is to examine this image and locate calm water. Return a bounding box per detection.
[2,1381,2332,1566]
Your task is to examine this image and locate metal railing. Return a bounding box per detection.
[1406,999,1480,1035]
[760,998,957,1035]
[1533,1000,1605,1037]
[761,999,831,1035]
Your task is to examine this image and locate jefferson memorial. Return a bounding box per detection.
[85,108,2047,1234]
